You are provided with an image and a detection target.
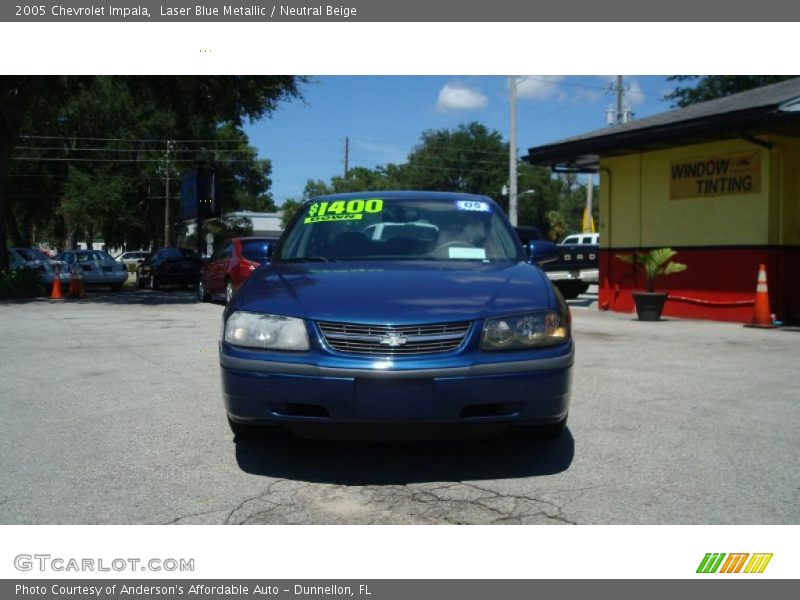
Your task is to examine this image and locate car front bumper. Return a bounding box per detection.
[221,343,573,427]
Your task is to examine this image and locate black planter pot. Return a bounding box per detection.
[632,292,668,321]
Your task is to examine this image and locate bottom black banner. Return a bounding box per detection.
[3,580,795,600]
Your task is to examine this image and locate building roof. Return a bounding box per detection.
[524,77,800,172]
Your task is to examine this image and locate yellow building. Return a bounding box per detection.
[525,78,800,324]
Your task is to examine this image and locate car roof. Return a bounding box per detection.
[306,191,494,203]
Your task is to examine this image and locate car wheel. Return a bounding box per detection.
[198,279,210,302]
[110,283,123,292]
[555,282,581,300]
[225,280,234,304]
[149,275,159,291]
[227,416,262,440]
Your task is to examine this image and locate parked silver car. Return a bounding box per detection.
[53,250,128,291]
[116,250,150,267]
[8,247,68,287]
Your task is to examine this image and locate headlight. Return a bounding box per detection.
[224,311,309,351]
[480,311,568,351]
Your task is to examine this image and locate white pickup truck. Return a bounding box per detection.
[561,233,599,246]
[515,228,599,299]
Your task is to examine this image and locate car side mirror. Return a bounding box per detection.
[527,240,559,265]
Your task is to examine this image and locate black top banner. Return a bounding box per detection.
[4,0,800,22]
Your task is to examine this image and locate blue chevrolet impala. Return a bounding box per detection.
[220,191,573,439]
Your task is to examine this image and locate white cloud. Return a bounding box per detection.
[626,80,646,107]
[436,83,488,111]
[515,76,565,101]
[573,88,602,105]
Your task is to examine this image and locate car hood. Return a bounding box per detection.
[235,261,556,325]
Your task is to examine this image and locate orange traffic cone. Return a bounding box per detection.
[49,275,63,300]
[69,274,78,299]
[77,275,86,299]
[745,264,777,329]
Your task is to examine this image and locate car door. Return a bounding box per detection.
[138,252,155,281]
[207,241,232,296]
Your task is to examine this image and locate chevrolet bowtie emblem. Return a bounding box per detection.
[379,332,408,347]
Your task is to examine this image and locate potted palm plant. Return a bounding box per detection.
[616,248,687,321]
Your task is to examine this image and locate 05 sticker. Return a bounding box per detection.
[455,200,491,213]
[304,198,384,223]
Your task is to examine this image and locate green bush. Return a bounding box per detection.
[0,268,47,299]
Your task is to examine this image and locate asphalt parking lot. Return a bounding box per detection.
[0,286,798,524]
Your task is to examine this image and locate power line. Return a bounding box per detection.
[10,157,258,164]
[12,145,263,154]
[18,134,246,144]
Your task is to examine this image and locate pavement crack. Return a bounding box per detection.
[162,508,229,525]
[224,479,292,524]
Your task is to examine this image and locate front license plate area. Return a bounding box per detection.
[355,379,434,422]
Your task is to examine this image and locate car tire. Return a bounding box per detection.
[149,275,159,291]
[227,416,262,440]
[555,281,582,300]
[225,280,234,304]
[110,283,123,292]
[198,279,210,302]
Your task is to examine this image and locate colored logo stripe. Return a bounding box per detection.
[697,553,773,574]
[744,553,773,573]
[697,553,726,573]
[719,553,749,573]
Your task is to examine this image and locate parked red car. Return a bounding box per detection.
[198,236,278,303]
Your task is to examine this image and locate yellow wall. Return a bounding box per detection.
[598,138,791,248]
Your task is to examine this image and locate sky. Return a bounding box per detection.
[243,75,678,207]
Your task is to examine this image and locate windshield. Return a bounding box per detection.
[241,239,273,262]
[159,248,200,260]
[14,248,47,261]
[77,251,113,262]
[279,197,523,262]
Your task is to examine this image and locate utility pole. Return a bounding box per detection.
[585,174,594,233]
[509,76,518,227]
[344,136,349,178]
[607,76,634,126]
[164,140,173,248]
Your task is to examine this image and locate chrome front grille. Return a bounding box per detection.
[317,320,471,356]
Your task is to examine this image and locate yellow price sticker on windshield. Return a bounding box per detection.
[304,198,383,224]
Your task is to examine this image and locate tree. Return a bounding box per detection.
[515,163,562,235]
[296,122,597,240]
[184,216,253,251]
[280,198,303,229]
[1,76,304,267]
[0,76,79,267]
[401,122,507,198]
[664,76,795,107]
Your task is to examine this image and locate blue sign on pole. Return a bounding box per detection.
[180,170,198,220]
